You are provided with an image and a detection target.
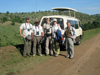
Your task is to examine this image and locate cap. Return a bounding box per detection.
[35,20,39,23]
[26,17,30,20]
[53,19,57,22]
[45,17,49,19]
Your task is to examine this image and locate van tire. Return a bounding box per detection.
[76,37,81,45]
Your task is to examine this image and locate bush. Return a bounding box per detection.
[11,21,15,25]
[0,17,8,23]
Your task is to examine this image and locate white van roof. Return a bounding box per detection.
[52,7,77,12]
[42,15,79,21]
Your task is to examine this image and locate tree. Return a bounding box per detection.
[6,11,9,14]
[11,21,15,25]
[1,17,8,23]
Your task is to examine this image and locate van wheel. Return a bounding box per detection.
[76,37,81,45]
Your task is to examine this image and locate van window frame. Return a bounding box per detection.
[67,20,79,29]
[41,17,64,29]
[67,20,75,28]
[74,21,79,29]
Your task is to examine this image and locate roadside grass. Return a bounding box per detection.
[81,28,100,43]
[0,24,100,75]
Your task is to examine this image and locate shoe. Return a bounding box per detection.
[39,54,42,56]
[33,54,35,57]
[65,55,69,58]
[51,54,53,56]
[23,56,27,58]
[45,54,49,56]
[55,54,58,57]
[28,55,31,57]
[70,56,73,59]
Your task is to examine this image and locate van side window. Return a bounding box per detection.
[41,18,46,26]
[67,20,74,27]
[74,21,79,29]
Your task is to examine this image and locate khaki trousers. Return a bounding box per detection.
[66,38,74,57]
[23,38,32,56]
[52,38,60,55]
[45,36,53,55]
[33,36,42,55]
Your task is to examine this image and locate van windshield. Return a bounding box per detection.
[41,18,64,29]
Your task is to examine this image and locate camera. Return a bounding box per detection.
[36,31,39,35]
[27,29,30,31]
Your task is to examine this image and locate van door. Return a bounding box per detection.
[74,21,80,36]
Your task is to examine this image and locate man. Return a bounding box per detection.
[63,21,77,59]
[19,17,33,58]
[31,21,43,56]
[52,19,62,57]
[43,17,53,56]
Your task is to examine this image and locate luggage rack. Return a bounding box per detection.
[52,7,77,18]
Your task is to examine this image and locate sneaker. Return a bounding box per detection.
[39,54,42,56]
[70,56,73,59]
[51,54,53,56]
[33,54,35,57]
[45,54,49,56]
[28,55,31,57]
[23,56,27,58]
[65,55,69,58]
[55,54,58,57]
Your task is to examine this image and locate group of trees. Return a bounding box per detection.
[83,16,100,30]
[0,11,100,30]
[0,14,24,25]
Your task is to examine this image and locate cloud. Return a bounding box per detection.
[77,7,100,10]
[76,7,100,15]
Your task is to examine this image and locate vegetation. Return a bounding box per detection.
[0,11,99,25]
[83,18,100,30]
[0,26,100,75]
[0,10,100,75]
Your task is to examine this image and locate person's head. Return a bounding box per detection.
[46,17,50,23]
[53,19,57,25]
[35,21,39,26]
[67,21,71,28]
[26,17,30,23]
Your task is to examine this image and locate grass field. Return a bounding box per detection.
[0,24,100,75]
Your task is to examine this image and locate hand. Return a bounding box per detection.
[21,34,25,37]
[70,36,73,39]
[57,24,60,26]
[62,42,64,45]
[55,30,57,33]
[32,38,34,41]
[40,37,42,41]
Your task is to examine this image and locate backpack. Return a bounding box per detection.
[56,30,62,43]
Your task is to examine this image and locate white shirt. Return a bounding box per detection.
[52,24,62,38]
[19,23,33,38]
[32,25,43,36]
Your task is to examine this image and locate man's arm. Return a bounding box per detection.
[43,24,45,36]
[40,26,44,40]
[31,33,34,41]
[73,28,77,39]
[19,29,25,36]
[40,32,43,40]
[71,27,77,39]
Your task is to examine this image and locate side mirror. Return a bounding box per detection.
[80,25,84,29]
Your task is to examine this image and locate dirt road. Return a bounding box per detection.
[18,34,100,75]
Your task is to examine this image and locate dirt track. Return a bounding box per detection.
[18,34,100,75]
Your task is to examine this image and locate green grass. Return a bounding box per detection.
[81,28,100,43]
[0,25,23,47]
[0,24,100,75]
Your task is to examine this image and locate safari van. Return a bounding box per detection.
[39,7,83,45]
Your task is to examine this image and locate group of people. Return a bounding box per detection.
[19,17,77,59]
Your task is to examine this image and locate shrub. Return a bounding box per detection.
[12,21,15,25]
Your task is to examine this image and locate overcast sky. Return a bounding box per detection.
[0,0,100,15]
